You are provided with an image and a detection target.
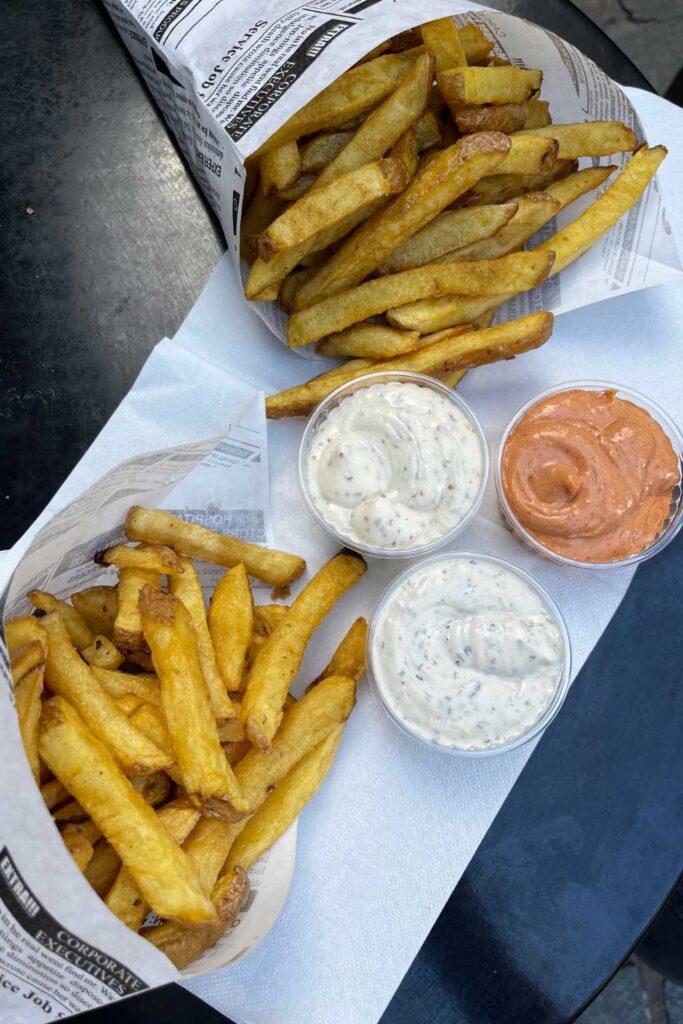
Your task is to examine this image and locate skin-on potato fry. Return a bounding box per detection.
[81,636,125,671]
[29,592,95,651]
[293,132,512,311]
[208,564,253,695]
[460,159,578,205]
[113,693,146,716]
[317,323,420,359]
[544,164,616,208]
[258,157,409,261]
[169,559,236,723]
[54,799,89,824]
[40,696,216,924]
[442,367,468,388]
[280,266,319,311]
[287,250,553,346]
[492,135,558,176]
[113,567,158,653]
[455,100,551,135]
[4,615,48,658]
[386,292,502,332]
[92,667,161,705]
[10,641,45,686]
[139,586,248,819]
[314,52,434,189]
[96,543,184,576]
[225,725,343,873]
[223,739,251,765]
[218,719,247,743]
[241,555,366,751]
[144,866,248,970]
[437,66,543,109]
[378,203,519,273]
[268,312,554,418]
[41,778,70,811]
[421,17,467,72]
[125,507,305,588]
[253,604,288,637]
[514,121,638,159]
[435,192,560,263]
[277,173,316,201]
[300,131,354,173]
[414,109,443,151]
[260,140,301,197]
[458,23,494,63]
[128,703,173,759]
[71,587,119,640]
[15,666,43,782]
[311,618,367,687]
[240,188,284,262]
[84,841,121,897]
[389,127,419,177]
[61,825,95,873]
[523,100,552,128]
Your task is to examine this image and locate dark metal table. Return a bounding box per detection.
[3,3,680,1023]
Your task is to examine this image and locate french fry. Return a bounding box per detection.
[113,693,146,716]
[458,23,494,63]
[293,132,512,310]
[54,799,89,824]
[43,615,172,776]
[378,203,519,273]
[514,121,638,159]
[268,312,554,418]
[4,616,48,659]
[277,173,316,201]
[128,703,173,760]
[260,140,301,197]
[280,266,319,311]
[218,719,247,743]
[84,841,121,897]
[460,158,578,205]
[434,192,560,263]
[62,825,95,873]
[223,739,251,765]
[389,127,419,177]
[317,323,420,359]
[456,102,527,135]
[125,507,305,588]
[208,564,253,694]
[29,592,94,651]
[41,778,70,810]
[253,604,288,637]
[71,587,119,640]
[240,188,284,261]
[225,726,343,873]
[387,293,502,332]
[493,134,558,176]
[113,568,158,652]
[438,66,543,109]
[414,109,443,151]
[15,666,43,782]
[11,641,44,686]
[287,251,553,346]
[311,618,367,687]
[314,52,434,188]
[241,554,366,750]
[442,368,468,388]
[139,586,248,819]
[92,667,161,705]
[544,164,616,208]
[523,100,552,128]
[81,636,125,671]
[300,131,354,173]
[421,17,467,72]
[40,696,216,924]
[97,543,184,576]
[169,559,236,723]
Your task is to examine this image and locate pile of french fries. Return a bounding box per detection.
[238,18,666,418]
[6,507,368,969]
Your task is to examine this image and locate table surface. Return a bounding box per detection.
[2,3,680,1023]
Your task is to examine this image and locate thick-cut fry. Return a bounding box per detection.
[260,141,301,197]
[15,666,43,782]
[84,841,121,897]
[414,109,443,151]
[113,568,158,653]
[514,121,638,159]
[169,559,236,723]
[268,312,554,418]
[379,203,518,273]
[436,192,560,263]
[113,693,146,716]
[29,592,94,651]
[460,159,578,205]
[62,825,95,873]
[41,778,70,810]
[226,726,343,872]
[97,543,184,576]
[317,323,420,359]
[144,866,248,969]
[288,251,553,346]
[106,800,201,931]
[139,587,248,819]
[242,554,366,750]
[92,667,160,705]
[208,564,253,695]
[218,719,247,743]
[456,102,525,135]
[223,739,251,765]
[129,703,173,759]
[293,132,512,310]
[523,100,552,128]
[387,293,502,332]
[493,134,558,176]
[71,587,119,640]
[11,642,44,686]
[253,604,288,637]
[438,66,543,109]
[312,619,367,686]
[458,23,494,63]
[5,616,48,658]
[442,368,468,388]
[54,799,89,824]
[43,615,172,775]
[40,696,215,924]
[315,52,434,189]
[240,188,284,261]
[81,636,125,671]
[280,266,319,311]
[125,507,305,588]
[421,17,467,72]
[300,131,354,173]
[277,173,316,201]
[258,157,408,261]
[389,127,419,177]
[544,164,616,208]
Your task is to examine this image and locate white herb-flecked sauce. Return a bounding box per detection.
[305,382,484,550]
[372,557,565,751]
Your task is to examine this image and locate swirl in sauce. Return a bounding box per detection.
[371,557,565,751]
[501,389,680,563]
[305,382,484,550]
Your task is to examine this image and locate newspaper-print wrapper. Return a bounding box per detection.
[103,0,681,346]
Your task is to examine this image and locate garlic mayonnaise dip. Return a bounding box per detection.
[304,381,484,551]
[370,556,566,752]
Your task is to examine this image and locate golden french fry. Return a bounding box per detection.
[523,100,552,128]
[113,568,158,653]
[29,592,94,651]
[378,203,519,273]
[71,587,119,640]
[226,725,343,872]
[4,616,48,659]
[10,641,44,686]
[92,667,161,705]
[456,102,527,135]
[442,368,468,388]
[438,66,543,109]
[43,615,172,775]
[288,250,554,346]
[240,188,284,262]
[268,312,553,418]
[242,554,366,751]
[493,135,558,176]
[139,587,248,819]
[208,564,253,695]
[458,23,494,63]
[421,17,467,72]
[218,719,247,743]
[386,293,502,332]
[434,192,560,263]
[15,666,44,782]
[460,159,578,205]
[293,132,512,310]
[253,604,288,637]
[41,778,70,810]
[62,824,95,873]
[125,507,305,588]
[414,109,443,151]
[129,703,173,759]
[97,543,184,576]
[300,131,354,173]
[277,173,316,201]
[223,739,251,765]
[317,323,420,359]
[84,841,121,897]
[81,635,125,671]
[280,266,319,311]
[514,121,638,159]
[169,559,236,723]
[389,127,419,177]
[54,799,88,824]
[544,164,616,208]
[113,693,146,716]
[312,619,367,686]
[260,140,301,197]
[40,696,215,924]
